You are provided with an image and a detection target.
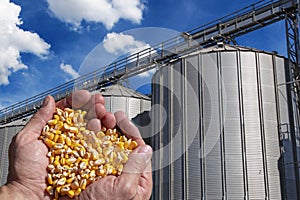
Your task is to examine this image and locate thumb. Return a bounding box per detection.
[20,95,56,140]
[115,145,152,196]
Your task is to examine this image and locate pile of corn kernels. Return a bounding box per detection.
[39,108,138,199]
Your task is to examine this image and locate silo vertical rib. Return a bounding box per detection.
[255,52,269,199]
[240,51,265,199]
[200,53,206,200]
[185,55,202,199]
[222,51,245,199]
[237,50,248,199]
[202,52,222,199]
[170,61,184,200]
[218,51,226,199]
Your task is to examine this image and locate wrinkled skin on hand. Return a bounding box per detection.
[6,90,152,200]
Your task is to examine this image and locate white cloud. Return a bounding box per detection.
[59,62,79,79]
[138,68,156,78]
[0,0,50,85]
[47,0,145,30]
[103,32,150,55]
[103,32,157,78]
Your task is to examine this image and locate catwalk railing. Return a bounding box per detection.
[0,0,299,125]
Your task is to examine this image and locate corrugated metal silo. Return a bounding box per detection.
[151,45,289,199]
[0,118,29,186]
[100,84,152,139]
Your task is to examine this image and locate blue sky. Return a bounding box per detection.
[0,0,286,109]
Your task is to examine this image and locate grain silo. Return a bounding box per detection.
[0,117,30,186]
[150,44,297,199]
[99,84,152,140]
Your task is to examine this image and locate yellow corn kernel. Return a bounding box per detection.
[53,160,60,167]
[44,138,55,149]
[47,174,53,185]
[64,108,73,113]
[46,185,54,195]
[110,135,117,142]
[60,157,66,165]
[55,186,62,194]
[79,148,86,157]
[48,119,58,126]
[120,135,127,142]
[70,149,78,156]
[61,185,71,194]
[106,129,113,135]
[79,179,87,190]
[124,139,131,149]
[53,156,60,166]
[117,164,124,175]
[91,151,99,161]
[118,151,128,163]
[80,140,88,148]
[90,170,96,178]
[75,157,82,165]
[94,158,105,165]
[73,142,83,150]
[45,132,54,140]
[49,156,55,164]
[53,134,59,143]
[66,118,72,125]
[67,190,75,198]
[115,142,124,150]
[56,108,64,115]
[66,157,76,165]
[66,137,72,146]
[58,135,66,144]
[69,127,79,134]
[66,177,75,184]
[127,141,138,150]
[97,131,105,138]
[79,161,87,169]
[43,125,50,134]
[81,110,87,118]
[112,168,118,176]
[74,188,81,196]
[57,177,66,186]
[104,164,114,175]
[54,149,65,155]
[54,143,64,150]
[55,121,64,130]
[47,164,55,171]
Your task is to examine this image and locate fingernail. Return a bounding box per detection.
[43,96,50,107]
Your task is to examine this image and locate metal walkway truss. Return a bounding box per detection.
[0,0,299,125]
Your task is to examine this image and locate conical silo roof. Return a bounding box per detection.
[100,84,150,100]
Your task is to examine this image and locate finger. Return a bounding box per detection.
[86,103,107,120]
[115,145,152,197]
[115,111,144,145]
[89,93,105,105]
[102,112,116,129]
[138,159,153,199]
[82,93,105,113]
[87,118,101,133]
[19,95,55,140]
[56,90,91,109]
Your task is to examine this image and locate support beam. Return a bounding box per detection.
[284,2,300,198]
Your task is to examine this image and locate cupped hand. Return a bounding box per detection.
[6,90,153,200]
[67,111,153,200]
